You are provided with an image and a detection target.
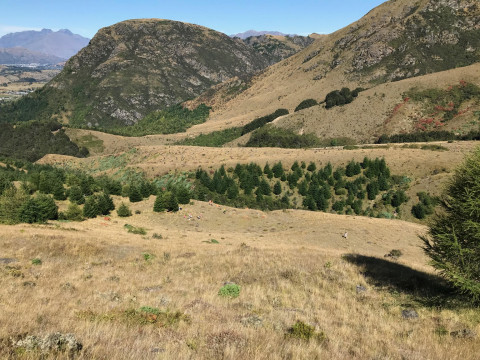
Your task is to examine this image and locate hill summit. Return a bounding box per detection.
[1,19,276,127]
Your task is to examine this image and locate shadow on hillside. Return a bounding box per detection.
[343,254,471,308]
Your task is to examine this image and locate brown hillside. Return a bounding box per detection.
[183,0,480,141]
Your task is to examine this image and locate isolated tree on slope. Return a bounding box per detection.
[422,146,480,301]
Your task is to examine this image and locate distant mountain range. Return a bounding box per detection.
[231,30,293,39]
[0,29,89,64]
[0,47,64,65]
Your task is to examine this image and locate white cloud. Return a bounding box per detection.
[0,25,43,37]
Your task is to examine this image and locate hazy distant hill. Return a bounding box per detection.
[0,47,64,65]
[0,29,89,60]
[242,34,314,65]
[231,30,291,39]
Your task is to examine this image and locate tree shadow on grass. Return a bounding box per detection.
[343,254,472,309]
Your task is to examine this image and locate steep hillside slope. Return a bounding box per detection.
[242,34,315,65]
[0,29,89,59]
[0,19,271,128]
[191,0,480,135]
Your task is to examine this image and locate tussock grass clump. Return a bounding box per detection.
[286,321,327,343]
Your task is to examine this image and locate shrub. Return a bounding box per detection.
[218,283,241,298]
[286,321,326,343]
[65,202,83,221]
[241,108,289,135]
[117,202,132,217]
[245,125,320,148]
[68,185,84,205]
[325,87,361,109]
[175,186,191,204]
[422,146,480,301]
[411,203,427,219]
[19,194,58,223]
[83,196,100,218]
[294,99,318,112]
[128,186,143,203]
[97,192,115,215]
[125,224,147,235]
[31,258,42,265]
[153,193,167,212]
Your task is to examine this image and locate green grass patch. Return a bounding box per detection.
[218,283,241,298]
[124,224,147,235]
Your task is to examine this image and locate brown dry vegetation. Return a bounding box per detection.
[1,196,479,359]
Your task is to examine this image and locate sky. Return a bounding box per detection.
[0,0,386,39]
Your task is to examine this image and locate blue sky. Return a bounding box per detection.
[0,0,386,38]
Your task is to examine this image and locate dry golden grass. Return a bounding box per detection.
[0,197,479,359]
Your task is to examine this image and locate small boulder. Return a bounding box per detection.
[0,258,17,264]
[402,309,419,319]
[356,285,367,294]
[240,315,263,328]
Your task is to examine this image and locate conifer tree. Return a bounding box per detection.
[129,185,143,203]
[83,196,99,218]
[68,185,84,205]
[153,193,167,212]
[272,162,284,178]
[423,147,480,300]
[273,181,282,195]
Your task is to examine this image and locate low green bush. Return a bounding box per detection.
[218,283,241,298]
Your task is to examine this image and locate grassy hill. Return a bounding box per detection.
[183,0,480,143]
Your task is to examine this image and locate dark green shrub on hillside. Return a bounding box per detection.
[128,186,143,203]
[391,190,408,207]
[68,185,84,205]
[64,202,83,221]
[367,182,379,200]
[154,192,167,212]
[241,108,289,135]
[412,203,427,219]
[83,196,100,219]
[273,181,282,195]
[245,126,320,148]
[272,162,285,178]
[98,192,115,215]
[294,99,318,112]
[175,186,191,204]
[411,192,437,219]
[325,87,361,109]
[422,147,480,301]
